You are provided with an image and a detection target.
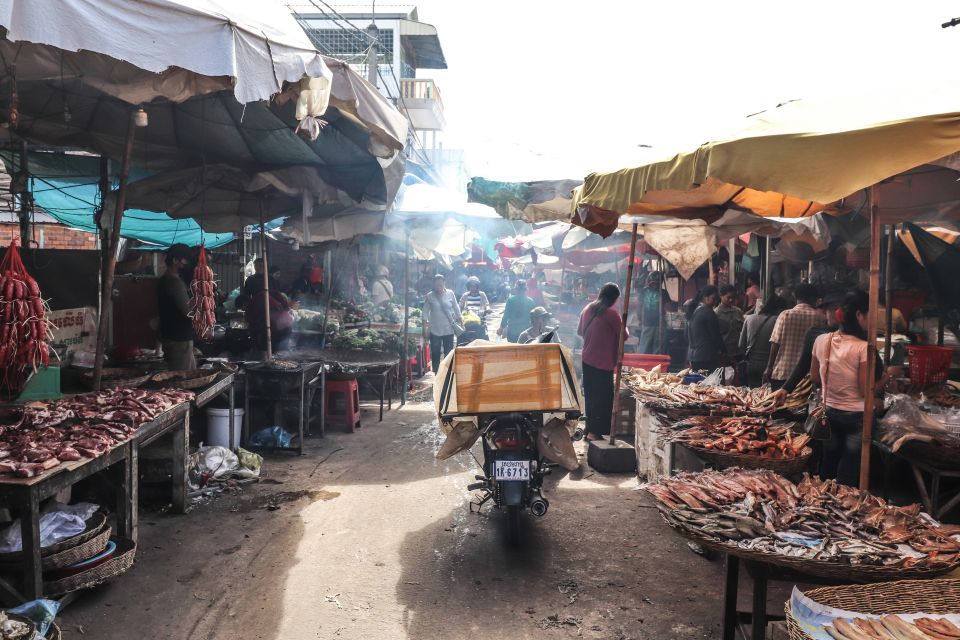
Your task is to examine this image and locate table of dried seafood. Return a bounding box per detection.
[627,370,960,640]
[0,387,194,601]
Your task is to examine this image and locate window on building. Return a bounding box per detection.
[307,28,394,64]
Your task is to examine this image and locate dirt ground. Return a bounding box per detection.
[57,397,796,640]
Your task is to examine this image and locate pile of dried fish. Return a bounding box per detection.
[644,469,960,569]
[923,384,960,409]
[626,368,811,415]
[825,615,960,639]
[669,416,811,459]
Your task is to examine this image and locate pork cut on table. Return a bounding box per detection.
[0,387,194,479]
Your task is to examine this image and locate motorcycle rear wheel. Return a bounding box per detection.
[505,505,521,546]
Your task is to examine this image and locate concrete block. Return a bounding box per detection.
[587,438,638,474]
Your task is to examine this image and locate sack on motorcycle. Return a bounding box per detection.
[436,419,482,460]
[537,418,579,471]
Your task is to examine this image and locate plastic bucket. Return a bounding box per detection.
[206,408,244,448]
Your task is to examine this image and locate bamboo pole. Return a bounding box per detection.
[92,110,137,391]
[400,227,411,405]
[657,257,665,355]
[609,223,639,445]
[319,247,334,344]
[860,186,881,491]
[884,224,895,363]
[259,212,272,361]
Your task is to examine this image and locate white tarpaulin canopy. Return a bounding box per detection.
[0,0,331,105]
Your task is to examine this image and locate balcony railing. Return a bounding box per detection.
[399,79,444,113]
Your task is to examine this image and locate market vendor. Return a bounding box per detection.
[246,266,295,354]
[423,274,461,372]
[518,306,558,343]
[157,243,196,371]
[369,265,395,305]
[243,258,265,297]
[499,280,535,342]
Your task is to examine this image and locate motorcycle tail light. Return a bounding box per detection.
[492,432,529,449]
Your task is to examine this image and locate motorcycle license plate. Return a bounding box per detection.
[493,460,530,481]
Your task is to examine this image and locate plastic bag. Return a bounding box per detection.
[877,394,960,451]
[0,502,98,552]
[7,598,60,638]
[248,426,293,448]
[697,368,724,387]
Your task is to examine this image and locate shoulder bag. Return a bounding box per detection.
[803,331,835,440]
[440,292,465,337]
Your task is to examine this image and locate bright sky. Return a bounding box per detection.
[410,1,960,182]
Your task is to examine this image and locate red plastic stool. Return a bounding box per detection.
[325,377,361,432]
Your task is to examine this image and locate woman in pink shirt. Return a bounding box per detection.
[809,289,876,487]
[577,283,623,441]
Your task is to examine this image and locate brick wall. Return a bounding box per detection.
[0,223,99,250]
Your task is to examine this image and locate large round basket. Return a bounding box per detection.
[43,537,136,597]
[83,368,151,389]
[683,444,814,475]
[785,579,960,640]
[0,512,108,567]
[150,369,219,390]
[656,506,960,582]
[40,521,111,570]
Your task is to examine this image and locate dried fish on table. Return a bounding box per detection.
[826,615,960,640]
[668,416,811,459]
[643,468,960,569]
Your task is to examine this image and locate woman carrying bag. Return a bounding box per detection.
[809,289,886,487]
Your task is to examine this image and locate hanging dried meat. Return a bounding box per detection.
[0,241,54,399]
[188,246,216,341]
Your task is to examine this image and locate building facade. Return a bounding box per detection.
[288,3,466,188]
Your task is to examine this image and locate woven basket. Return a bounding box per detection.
[43,537,136,597]
[657,507,960,582]
[83,368,151,389]
[785,579,960,640]
[0,612,36,638]
[0,512,107,567]
[150,369,219,390]
[40,522,111,570]
[683,444,814,475]
[898,440,960,470]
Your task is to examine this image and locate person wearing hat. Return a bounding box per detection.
[458,276,490,317]
[423,274,462,373]
[370,265,394,305]
[157,243,196,371]
[518,306,557,344]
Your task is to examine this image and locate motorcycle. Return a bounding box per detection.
[458,309,490,345]
[436,341,583,545]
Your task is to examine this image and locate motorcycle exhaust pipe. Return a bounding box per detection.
[530,497,549,517]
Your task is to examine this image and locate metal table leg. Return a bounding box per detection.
[18,490,42,601]
[722,554,739,640]
[243,374,251,448]
[297,370,305,455]
[171,413,189,514]
[319,369,326,438]
[227,382,236,451]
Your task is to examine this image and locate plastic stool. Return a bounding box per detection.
[325,377,361,432]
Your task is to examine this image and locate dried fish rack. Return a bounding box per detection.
[785,579,960,640]
[684,444,813,475]
[657,505,960,582]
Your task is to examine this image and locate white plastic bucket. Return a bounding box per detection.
[206,408,244,448]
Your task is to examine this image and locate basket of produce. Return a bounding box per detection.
[43,537,136,597]
[0,512,108,568]
[0,611,35,639]
[83,368,152,389]
[667,415,814,475]
[644,468,960,582]
[785,579,960,640]
[150,369,219,390]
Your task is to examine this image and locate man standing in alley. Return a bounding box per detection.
[157,243,196,371]
[423,274,462,373]
[764,283,825,389]
[715,284,744,362]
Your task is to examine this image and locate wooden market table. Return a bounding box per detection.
[874,440,960,520]
[0,401,191,602]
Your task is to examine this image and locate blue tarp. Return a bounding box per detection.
[7,152,236,248]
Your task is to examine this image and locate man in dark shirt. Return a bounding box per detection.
[687,285,725,372]
[243,258,265,297]
[157,244,195,371]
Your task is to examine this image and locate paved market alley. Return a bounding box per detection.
[59,401,737,640]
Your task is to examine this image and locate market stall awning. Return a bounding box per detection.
[468,176,579,222]
[573,85,960,236]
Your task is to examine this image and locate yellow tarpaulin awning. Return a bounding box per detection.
[573,85,960,236]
